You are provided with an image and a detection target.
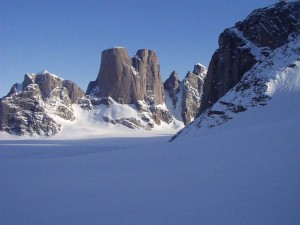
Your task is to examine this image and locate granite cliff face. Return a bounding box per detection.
[87,48,164,105]
[164,64,207,125]
[86,48,173,129]
[200,1,300,113]
[0,71,84,135]
[171,1,300,141]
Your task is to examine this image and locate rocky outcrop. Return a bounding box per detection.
[181,66,206,125]
[200,1,300,113]
[0,83,60,136]
[237,1,300,50]
[87,48,137,104]
[170,1,300,141]
[133,49,164,105]
[0,71,85,136]
[171,35,300,141]
[62,80,85,103]
[164,71,180,102]
[87,48,164,105]
[164,64,207,125]
[86,47,173,128]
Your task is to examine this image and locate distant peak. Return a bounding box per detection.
[103,47,129,54]
[193,63,207,75]
[36,70,50,75]
[33,71,61,79]
[195,63,206,68]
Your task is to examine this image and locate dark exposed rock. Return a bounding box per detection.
[103,116,145,129]
[23,73,35,89]
[62,80,85,103]
[34,72,63,100]
[200,30,257,113]
[164,71,180,99]
[0,84,60,136]
[200,1,300,114]
[150,106,173,125]
[7,84,19,96]
[193,63,207,75]
[236,1,300,50]
[77,97,93,110]
[164,71,180,111]
[181,70,206,125]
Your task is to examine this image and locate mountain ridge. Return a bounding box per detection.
[0,1,299,137]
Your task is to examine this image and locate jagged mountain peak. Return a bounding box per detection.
[171,2,300,141]
[87,47,163,104]
[2,2,298,137]
[200,0,300,115]
[164,63,207,125]
[192,63,207,75]
[233,0,300,50]
[0,72,85,136]
[84,47,176,130]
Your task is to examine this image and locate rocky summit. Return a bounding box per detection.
[200,1,300,114]
[171,1,300,141]
[87,48,164,105]
[164,64,207,125]
[0,71,84,136]
[86,47,173,129]
[1,1,299,137]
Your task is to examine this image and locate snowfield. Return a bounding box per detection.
[1,71,300,225]
[1,89,300,225]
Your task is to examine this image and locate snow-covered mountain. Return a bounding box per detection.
[0,70,182,136]
[0,48,184,136]
[171,1,300,140]
[0,71,85,136]
[0,1,298,137]
[84,47,181,130]
[164,64,207,125]
[200,1,300,114]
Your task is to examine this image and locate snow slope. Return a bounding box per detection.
[172,35,300,140]
[1,108,300,225]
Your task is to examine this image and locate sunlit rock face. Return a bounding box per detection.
[164,64,207,125]
[87,48,164,105]
[0,71,84,136]
[86,47,173,128]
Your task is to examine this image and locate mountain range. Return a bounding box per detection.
[0,1,299,138]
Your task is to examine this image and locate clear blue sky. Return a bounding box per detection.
[0,0,277,97]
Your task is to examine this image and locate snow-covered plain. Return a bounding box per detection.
[1,86,300,225]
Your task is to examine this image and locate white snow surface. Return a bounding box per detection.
[43,98,183,140]
[1,94,300,225]
[36,70,61,79]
